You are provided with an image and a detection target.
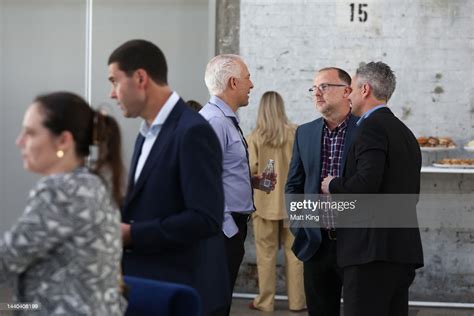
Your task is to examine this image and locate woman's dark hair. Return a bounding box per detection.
[34,92,125,207]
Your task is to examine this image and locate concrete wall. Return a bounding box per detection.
[215,0,240,54]
[416,174,474,302]
[238,0,473,136]
[231,0,474,303]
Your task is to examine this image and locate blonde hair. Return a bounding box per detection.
[254,91,295,147]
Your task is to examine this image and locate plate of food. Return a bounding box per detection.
[463,140,474,152]
[417,136,456,151]
[433,158,474,168]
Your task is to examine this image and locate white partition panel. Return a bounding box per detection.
[90,0,213,168]
[0,0,214,233]
[0,0,86,232]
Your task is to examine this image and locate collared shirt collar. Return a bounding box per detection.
[356,104,386,126]
[324,111,352,133]
[209,95,239,123]
[139,91,180,137]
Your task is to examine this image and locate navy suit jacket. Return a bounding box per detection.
[285,114,358,261]
[122,99,230,314]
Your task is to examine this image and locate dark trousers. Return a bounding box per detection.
[211,213,248,316]
[343,261,416,316]
[304,229,342,316]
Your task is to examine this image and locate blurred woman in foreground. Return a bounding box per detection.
[0,92,125,315]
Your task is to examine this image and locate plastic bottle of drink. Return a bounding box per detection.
[260,159,275,192]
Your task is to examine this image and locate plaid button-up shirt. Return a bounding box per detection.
[320,113,351,229]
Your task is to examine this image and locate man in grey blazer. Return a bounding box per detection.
[285,67,357,316]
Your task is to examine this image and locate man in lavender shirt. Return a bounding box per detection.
[200,54,275,316]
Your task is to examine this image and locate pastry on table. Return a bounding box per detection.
[437,158,474,165]
[417,136,455,148]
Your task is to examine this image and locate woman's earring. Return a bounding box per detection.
[56,150,64,158]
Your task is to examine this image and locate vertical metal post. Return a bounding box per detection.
[85,0,93,103]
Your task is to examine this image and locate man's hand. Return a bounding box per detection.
[251,173,277,194]
[321,175,335,194]
[121,223,132,247]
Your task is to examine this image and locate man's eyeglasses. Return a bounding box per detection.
[309,83,348,95]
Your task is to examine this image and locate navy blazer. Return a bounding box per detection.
[285,114,358,261]
[122,99,230,314]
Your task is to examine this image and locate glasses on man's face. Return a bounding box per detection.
[309,83,348,96]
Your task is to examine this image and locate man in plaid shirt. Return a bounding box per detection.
[286,67,358,316]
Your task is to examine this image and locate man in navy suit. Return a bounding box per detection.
[286,67,358,316]
[107,39,229,315]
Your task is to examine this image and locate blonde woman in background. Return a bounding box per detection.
[247,91,306,312]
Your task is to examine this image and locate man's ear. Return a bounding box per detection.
[343,86,352,97]
[229,77,238,90]
[135,69,148,87]
[361,83,370,98]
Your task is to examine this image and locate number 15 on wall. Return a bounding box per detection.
[350,3,368,22]
[336,0,377,29]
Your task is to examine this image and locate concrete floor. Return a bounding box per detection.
[230,299,474,316]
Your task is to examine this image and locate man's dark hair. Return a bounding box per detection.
[319,67,351,85]
[186,100,203,112]
[108,39,168,85]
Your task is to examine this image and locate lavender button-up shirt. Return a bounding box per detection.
[200,96,254,238]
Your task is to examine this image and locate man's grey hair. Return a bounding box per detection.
[204,54,244,96]
[356,61,396,102]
